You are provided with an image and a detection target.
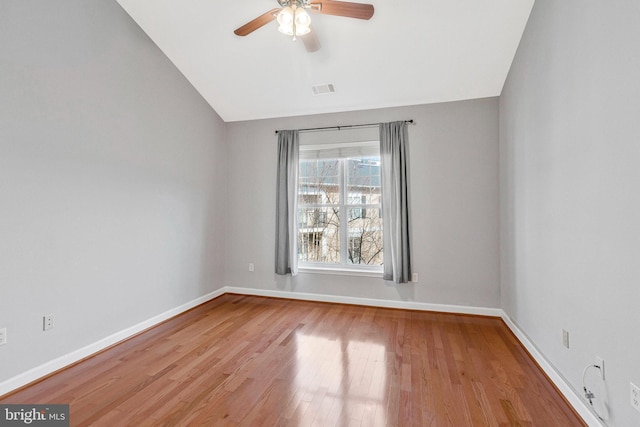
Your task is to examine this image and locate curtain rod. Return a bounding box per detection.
[275,119,414,134]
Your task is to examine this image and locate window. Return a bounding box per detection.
[297,141,383,272]
[276,122,411,282]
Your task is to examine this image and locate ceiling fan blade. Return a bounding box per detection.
[310,1,374,20]
[301,27,321,52]
[234,8,281,36]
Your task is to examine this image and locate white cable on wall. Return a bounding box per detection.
[582,363,609,422]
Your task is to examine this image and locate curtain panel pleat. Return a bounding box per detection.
[380,121,412,283]
[275,130,299,275]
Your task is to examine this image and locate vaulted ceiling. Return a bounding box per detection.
[116,0,534,122]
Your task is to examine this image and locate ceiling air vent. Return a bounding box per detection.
[311,83,336,96]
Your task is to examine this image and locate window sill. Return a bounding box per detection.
[298,266,383,278]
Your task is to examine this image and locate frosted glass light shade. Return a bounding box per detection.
[277,6,311,36]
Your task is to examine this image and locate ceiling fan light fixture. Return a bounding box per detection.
[277,4,311,37]
[294,8,311,32]
[277,6,293,26]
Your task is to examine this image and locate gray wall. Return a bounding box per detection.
[226,99,500,308]
[500,0,640,425]
[0,0,227,381]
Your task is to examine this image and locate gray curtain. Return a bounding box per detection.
[380,121,412,283]
[275,130,299,275]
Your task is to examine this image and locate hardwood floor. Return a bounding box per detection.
[1,294,585,426]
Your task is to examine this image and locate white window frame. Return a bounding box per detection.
[297,141,383,277]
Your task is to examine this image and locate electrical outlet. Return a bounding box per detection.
[631,382,640,413]
[43,315,54,331]
[0,328,6,346]
[562,329,570,349]
[411,273,418,282]
[595,356,605,380]
[249,263,254,272]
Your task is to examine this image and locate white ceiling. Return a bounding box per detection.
[116,0,534,122]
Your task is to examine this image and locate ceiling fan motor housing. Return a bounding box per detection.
[278,0,310,7]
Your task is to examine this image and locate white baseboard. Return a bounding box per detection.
[0,288,226,397]
[501,314,605,427]
[223,286,503,317]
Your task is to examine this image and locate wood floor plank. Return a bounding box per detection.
[1,294,586,426]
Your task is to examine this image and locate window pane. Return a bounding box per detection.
[299,159,340,204]
[298,154,383,270]
[298,207,340,263]
[347,208,383,266]
[347,157,381,205]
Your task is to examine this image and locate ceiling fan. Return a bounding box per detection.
[234,0,374,52]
